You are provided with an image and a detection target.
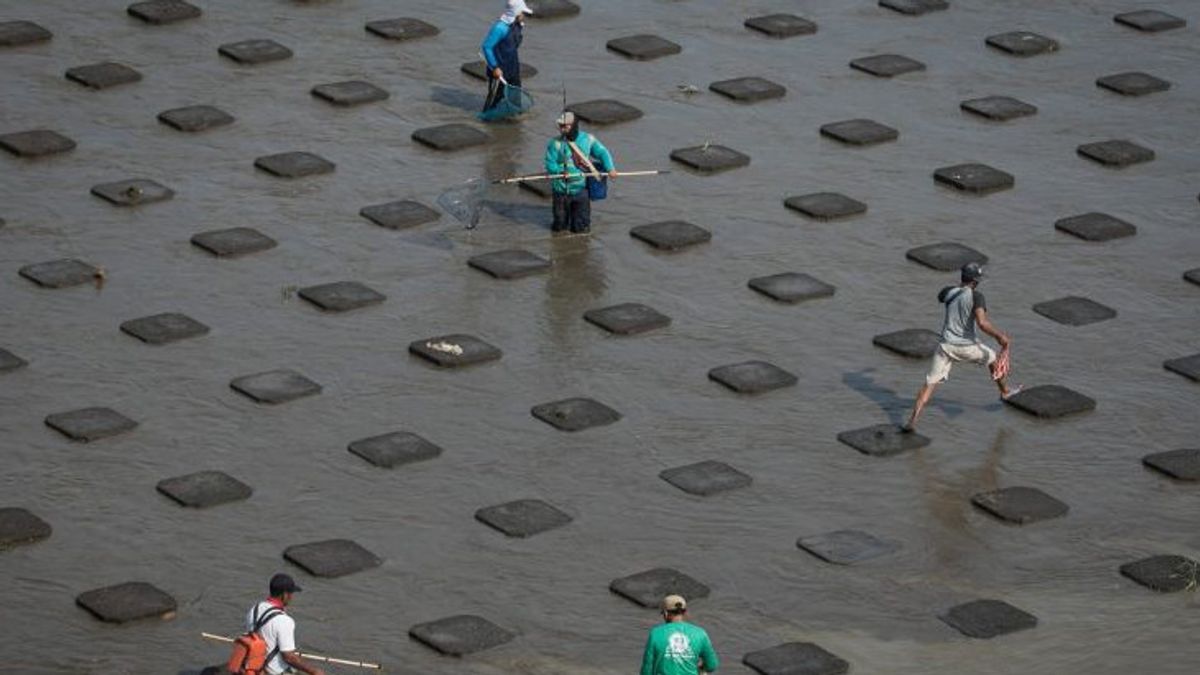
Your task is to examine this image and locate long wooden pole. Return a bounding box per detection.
[200,632,383,670]
[493,169,669,184]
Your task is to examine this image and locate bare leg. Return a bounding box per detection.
[906,382,938,430]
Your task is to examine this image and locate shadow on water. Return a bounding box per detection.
[842,367,966,425]
[482,199,548,227]
[430,85,481,113]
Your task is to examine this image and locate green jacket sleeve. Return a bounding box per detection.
[699,632,719,672]
[544,139,568,175]
[589,136,615,172]
[639,631,656,675]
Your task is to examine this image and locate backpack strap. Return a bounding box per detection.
[253,607,285,671]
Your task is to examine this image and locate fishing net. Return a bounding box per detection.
[478,81,535,122]
[436,178,487,229]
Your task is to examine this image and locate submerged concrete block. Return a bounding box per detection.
[0,129,76,158]
[906,242,988,271]
[120,312,209,344]
[744,642,849,675]
[66,62,142,89]
[0,21,52,47]
[311,80,389,106]
[607,34,681,60]
[19,259,99,289]
[1163,353,1200,382]
[1054,212,1136,242]
[1097,72,1171,96]
[408,334,501,368]
[468,249,551,279]
[1120,555,1199,592]
[230,369,321,404]
[872,328,940,358]
[709,77,786,102]
[1114,10,1186,32]
[76,582,176,623]
[460,60,538,81]
[527,0,581,19]
[254,151,334,178]
[531,397,620,432]
[819,119,897,146]
[744,14,817,38]
[0,348,28,374]
[986,31,1058,56]
[0,508,52,548]
[475,499,572,537]
[191,227,276,257]
[127,0,201,25]
[784,192,866,220]
[838,424,930,457]
[1004,385,1095,418]
[960,96,1037,121]
[940,599,1037,638]
[630,220,712,250]
[409,615,514,656]
[584,303,671,335]
[1186,269,1200,287]
[156,470,251,508]
[348,431,442,469]
[218,39,292,64]
[797,530,899,565]
[284,539,381,578]
[298,281,385,312]
[850,54,925,77]
[566,99,643,125]
[708,361,796,394]
[360,200,439,229]
[1077,140,1154,168]
[880,0,948,15]
[1032,296,1116,326]
[660,460,752,496]
[45,407,137,442]
[971,486,1068,524]
[365,17,439,41]
[91,178,174,206]
[610,568,710,608]
[670,144,750,173]
[158,105,234,132]
[748,272,835,304]
[412,124,489,151]
[1143,448,1200,481]
[933,163,1014,194]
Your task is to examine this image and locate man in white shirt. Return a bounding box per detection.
[244,574,325,675]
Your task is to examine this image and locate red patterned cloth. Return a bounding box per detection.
[992,347,1010,381]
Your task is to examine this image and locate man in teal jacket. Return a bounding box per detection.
[544,111,618,234]
[640,595,720,675]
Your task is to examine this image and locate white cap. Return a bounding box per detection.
[508,0,534,16]
[555,111,576,127]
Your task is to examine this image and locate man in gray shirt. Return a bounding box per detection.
[904,263,1017,431]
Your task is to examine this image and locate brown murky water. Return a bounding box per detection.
[2,0,1199,673]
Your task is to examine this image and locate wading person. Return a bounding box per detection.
[544,111,618,234]
[238,573,325,675]
[640,595,720,675]
[480,0,532,113]
[904,262,1018,432]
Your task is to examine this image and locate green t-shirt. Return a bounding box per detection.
[640,621,719,675]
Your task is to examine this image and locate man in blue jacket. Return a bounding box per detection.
[544,111,619,234]
[481,0,533,113]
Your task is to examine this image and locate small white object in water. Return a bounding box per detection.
[677,84,700,94]
[426,341,464,356]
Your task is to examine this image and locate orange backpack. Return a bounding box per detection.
[226,605,284,675]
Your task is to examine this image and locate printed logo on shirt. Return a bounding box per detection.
[665,631,696,662]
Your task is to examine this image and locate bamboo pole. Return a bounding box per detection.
[201,632,382,670]
[493,169,669,184]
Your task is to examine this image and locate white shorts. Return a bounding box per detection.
[926,342,996,385]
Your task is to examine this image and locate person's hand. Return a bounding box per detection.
[491,67,503,80]
[607,169,619,179]
[310,668,326,675]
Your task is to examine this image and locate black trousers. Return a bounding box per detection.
[552,190,591,233]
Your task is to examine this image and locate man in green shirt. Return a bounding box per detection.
[640,595,720,675]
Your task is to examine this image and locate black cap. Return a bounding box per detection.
[269,573,301,596]
[961,262,985,283]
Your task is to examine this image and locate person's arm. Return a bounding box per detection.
[698,634,720,673]
[974,307,1009,348]
[640,632,657,675]
[282,651,325,675]
[481,22,508,77]
[545,140,571,177]
[276,620,325,675]
[589,137,616,174]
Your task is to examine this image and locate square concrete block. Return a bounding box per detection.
[65,62,142,89]
[933,163,1014,194]
[784,192,867,220]
[218,39,292,64]
[1032,296,1116,326]
[0,129,76,158]
[127,0,201,25]
[610,568,710,608]
[156,470,252,508]
[960,96,1037,121]
[971,486,1068,524]
[360,200,439,230]
[1054,212,1136,242]
[709,77,786,102]
[797,530,899,565]
[744,642,849,675]
[660,460,752,496]
[409,615,514,656]
[1163,353,1200,382]
[0,508,52,548]
[0,21,52,47]
[158,105,234,132]
[284,539,381,578]
[1120,555,1199,592]
[748,272,835,304]
[76,582,176,623]
[607,34,681,60]
[531,397,620,432]
[566,99,643,125]
[19,259,99,289]
[408,334,501,368]
[838,424,930,457]
[820,119,898,146]
[940,599,1037,638]
[312,80,389,107]
[412,123,490,151]
[254,151,335,178]
[527,0,581,19]
[91,178,174,206]
[1097,71,1171,96]
[120,312,209,344]
[1004,384,1095,418]
[468,249,551,279]
[1143,448,1200,481]
[745,14,817,38]
[348,431,442,469]
[1114,10,1186,32]
[872,328,940,358]
[986,31,1058,56]
[298,281,385,312]
[365,17,439,41]
[45,407,137,442]
[460,60,538,81]
[906,242,988,271]
[1077,140,1154,168]
[880,0,948,15]
[670,144,750,173]
[191,227,276,257]
[584,303,671,335]
[475,498,572,537]
[850,53,925,77]
[0,348,28,374]
[230,369,321,404]
[630,220,712,251]
[708,361,796,394]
